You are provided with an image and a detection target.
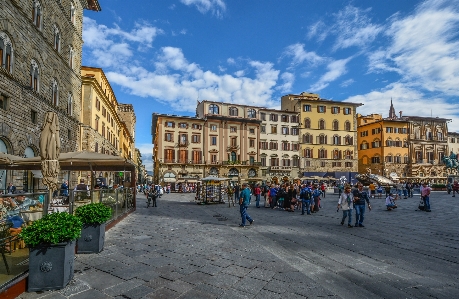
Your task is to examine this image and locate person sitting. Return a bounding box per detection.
[385,193,398,210]
[6,190,42,217]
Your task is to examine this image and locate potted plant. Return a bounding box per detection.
[19,212,82,292]
[75,203,112,254]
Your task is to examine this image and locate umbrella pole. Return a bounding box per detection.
[43,189,51,216]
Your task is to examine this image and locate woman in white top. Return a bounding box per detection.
[337,185,354,227]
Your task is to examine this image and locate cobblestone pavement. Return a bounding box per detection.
[18,191,459,299]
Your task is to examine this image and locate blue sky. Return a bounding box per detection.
[82,0,459,171]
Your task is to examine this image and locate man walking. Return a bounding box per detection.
[338,185,354,227]
[300,184,312,215]
[352,183,372,227]
[254,184,261,208]
[421,182,431,212]
[239,183,253,227]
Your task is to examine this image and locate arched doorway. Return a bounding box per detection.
[228,167,239,183]
[0,139,9,192]
[209,167,219,176]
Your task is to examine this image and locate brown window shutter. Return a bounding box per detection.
[325,150,328,158]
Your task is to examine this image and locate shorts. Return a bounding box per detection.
[371,190,376,194]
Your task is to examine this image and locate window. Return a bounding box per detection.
[345,162,353,168]
[371,156,380,163]
[371,140,381,148]
[290,115,299,123]
[249,139,255,147]
[164,132,172,142]
[344,150,353,160]
[360,142,369,150]
[269,142,278,150]
[345,121,351,131]
[291,128,299,135]
[102,122,105,138]
[451,138,456,143]
[270,114,278,121]
[386,127,393,133]
[261,157,266,167]
[70,2,75,24]
[332,162,342,167]
[260,112,266,121]
[293,156,300,167]
[230,126,237,133]
[53,25,61,52]
[102,107,106,117]
[332,107,340,114]
[332,135,341,145]
[31,110,37,123]
[249,128,255,134]
[30,60,40,91]
[319,149,327,159]
[303,104,311,112]
[67,93,73,115]
[0,32,14,73]
[208,104,219,114]
[270,157,279,166]
[344,136,353,145]
[96,97,100,110]
[229,107,238,116]
[259,141,268,149]
[191,123,202,129]
[372,128,381,134]
[281,115,289,122]
[271,125,277,134]
[32,0,42,29]
[304,148,313,158]
[179,134,188,145]
[282,127,289,135]
[192,135,200,143]
[320,161,326,167]
[261,125,266,133]
[304,118,311,128]
[292,143,299,151]
[247,109,256,118]
[305,160,311,167]
[302,134,313,144]
[231,137,237,147]
[333,150,342,159]
[211,136,217,145]
[361,130,368,137]
[317,105,326,113]
[281,142,290,151]
[318,135,327,144]
[164,149,175,163]
[51,78,59,106]
[385,155,393,163]
[343,108,351,115]
[211,154,217,164]
[332,120,339,130]
[0,94,8,110]
[94,117,99,131]
[319,120,325,130]
[165,121,175,128]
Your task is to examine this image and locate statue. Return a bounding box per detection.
[39,112,60,192]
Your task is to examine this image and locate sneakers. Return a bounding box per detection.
[239,224,245,227]
[341,221,344,225]
[359,224,365,227]
[348,224,353,228]
[249,220,254,225]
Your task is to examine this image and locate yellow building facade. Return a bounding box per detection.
[281,92,362,181]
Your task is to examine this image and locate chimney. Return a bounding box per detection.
[399,111,403,118]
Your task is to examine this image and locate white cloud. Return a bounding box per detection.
[105,47,281,112]
[340,79,355,87]
[82,17,162,67]
[283,43,325,66]
[234,70,245,77]
[180,0,226,18]
[277,72,295,93]
[310,57,352,91]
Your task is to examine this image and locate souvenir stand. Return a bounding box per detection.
[197,176,230,204]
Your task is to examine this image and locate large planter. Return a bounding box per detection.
[77,223,105,254]
[28,241,75,292]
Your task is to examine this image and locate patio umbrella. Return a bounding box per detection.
[39,112,60,192]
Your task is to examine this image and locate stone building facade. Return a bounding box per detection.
[0,0,100,192]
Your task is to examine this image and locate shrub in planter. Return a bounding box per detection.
[19,212,82,292]
[75,203,112,253]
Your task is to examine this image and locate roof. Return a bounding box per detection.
[84,0,101,11]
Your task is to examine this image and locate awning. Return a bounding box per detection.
[31,170,43,178]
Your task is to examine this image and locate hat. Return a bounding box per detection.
[14,190,26,195]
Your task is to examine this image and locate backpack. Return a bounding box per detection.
[300,188,311,200]
[312,189,321,198]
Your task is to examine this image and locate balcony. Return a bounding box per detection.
[226,145,240,151]
[175,141,189,147]
[191,160,203,164]
[249,162,262,166]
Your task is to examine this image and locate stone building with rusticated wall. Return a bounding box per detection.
[0,0,101,192]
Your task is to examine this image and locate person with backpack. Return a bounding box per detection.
[239,183,254,227]
[311,184,322,213]
[269,184,278,209]
[300,184,312,215]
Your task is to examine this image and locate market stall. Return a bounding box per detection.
[196,176,230,204]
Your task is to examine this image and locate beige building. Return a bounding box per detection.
[81,66,135,186]
[0,0,100,191]
[281,92,362,182]
[258,108,300,184]
[448,132,459,157]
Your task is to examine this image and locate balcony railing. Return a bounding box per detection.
[269,166,292,171]
[175,141,189,147]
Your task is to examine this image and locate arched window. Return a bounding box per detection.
[229,107,238,116]
[344,150,352,160]
[332,135,341,145]
[52,78,59,106]
[32,0,42,29]
[247,108,256,118]
[70,2,75,25]
[53,24,61,52]
[332,120,339,130]
[333,150,341,159]
[248,168,256,177]
[0,32,13,74]
[319,119,325,130]
[318,134,327,144]
[302,133,312,144]
[208,104,219,114]
[344,135,353,145]
[304,118,311,128]
[30,59,40,92]
[303,148,312,158]
[69,46,74,68]
[67,93,73,115]
[318,149,327,159]
[209,167,219,175]
[228,168,239,176]
[345,121,351,131]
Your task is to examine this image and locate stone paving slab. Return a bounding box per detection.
[17,190,459,299]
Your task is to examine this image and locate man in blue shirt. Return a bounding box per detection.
[239,183,253,227]
[300,184,312,215]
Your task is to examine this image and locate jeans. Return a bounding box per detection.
[423,196,431,211]
[302,199,311,214]
[240,204,253,226]
[255,194,261,208]
[354,204,365,225]
[270,196,277,208]
[403,190,407,197]
[341,209,352,224]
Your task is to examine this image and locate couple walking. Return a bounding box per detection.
[337,183,371,228]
